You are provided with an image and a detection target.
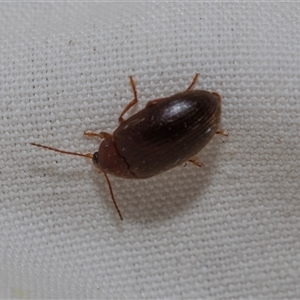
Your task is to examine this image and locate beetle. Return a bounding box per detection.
[30,74,227,220]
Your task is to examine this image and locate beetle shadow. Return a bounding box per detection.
[107,139,224,223]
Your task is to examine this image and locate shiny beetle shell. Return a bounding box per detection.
[95,89,221,179]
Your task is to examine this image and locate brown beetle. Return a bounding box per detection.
[31,74,227,220]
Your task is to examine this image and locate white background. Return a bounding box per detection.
[1,2,299,299]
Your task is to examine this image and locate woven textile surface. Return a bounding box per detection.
[1,3,299,299]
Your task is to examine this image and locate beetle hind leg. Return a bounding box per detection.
[185,73,200,91]
[118,76,138,124]
[145,73,201,108]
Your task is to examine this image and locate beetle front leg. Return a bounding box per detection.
[118,76,138,124]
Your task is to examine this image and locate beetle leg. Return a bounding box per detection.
[216,129,229,137]
[84,131,112,139]
[145,73,200,108]
[118,76,138,124]
[185,73,199,91]
[188,158,204,168]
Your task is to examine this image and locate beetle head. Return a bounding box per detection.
[93,135,136,179]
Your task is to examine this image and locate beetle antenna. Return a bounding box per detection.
[30,142,123,220]
[30,143,93,159]
[102,172,123,221]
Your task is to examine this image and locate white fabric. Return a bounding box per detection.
[1,2,300,299]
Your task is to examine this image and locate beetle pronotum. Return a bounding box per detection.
[31,74,227,220]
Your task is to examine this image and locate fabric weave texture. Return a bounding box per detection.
[0,3,299,299]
